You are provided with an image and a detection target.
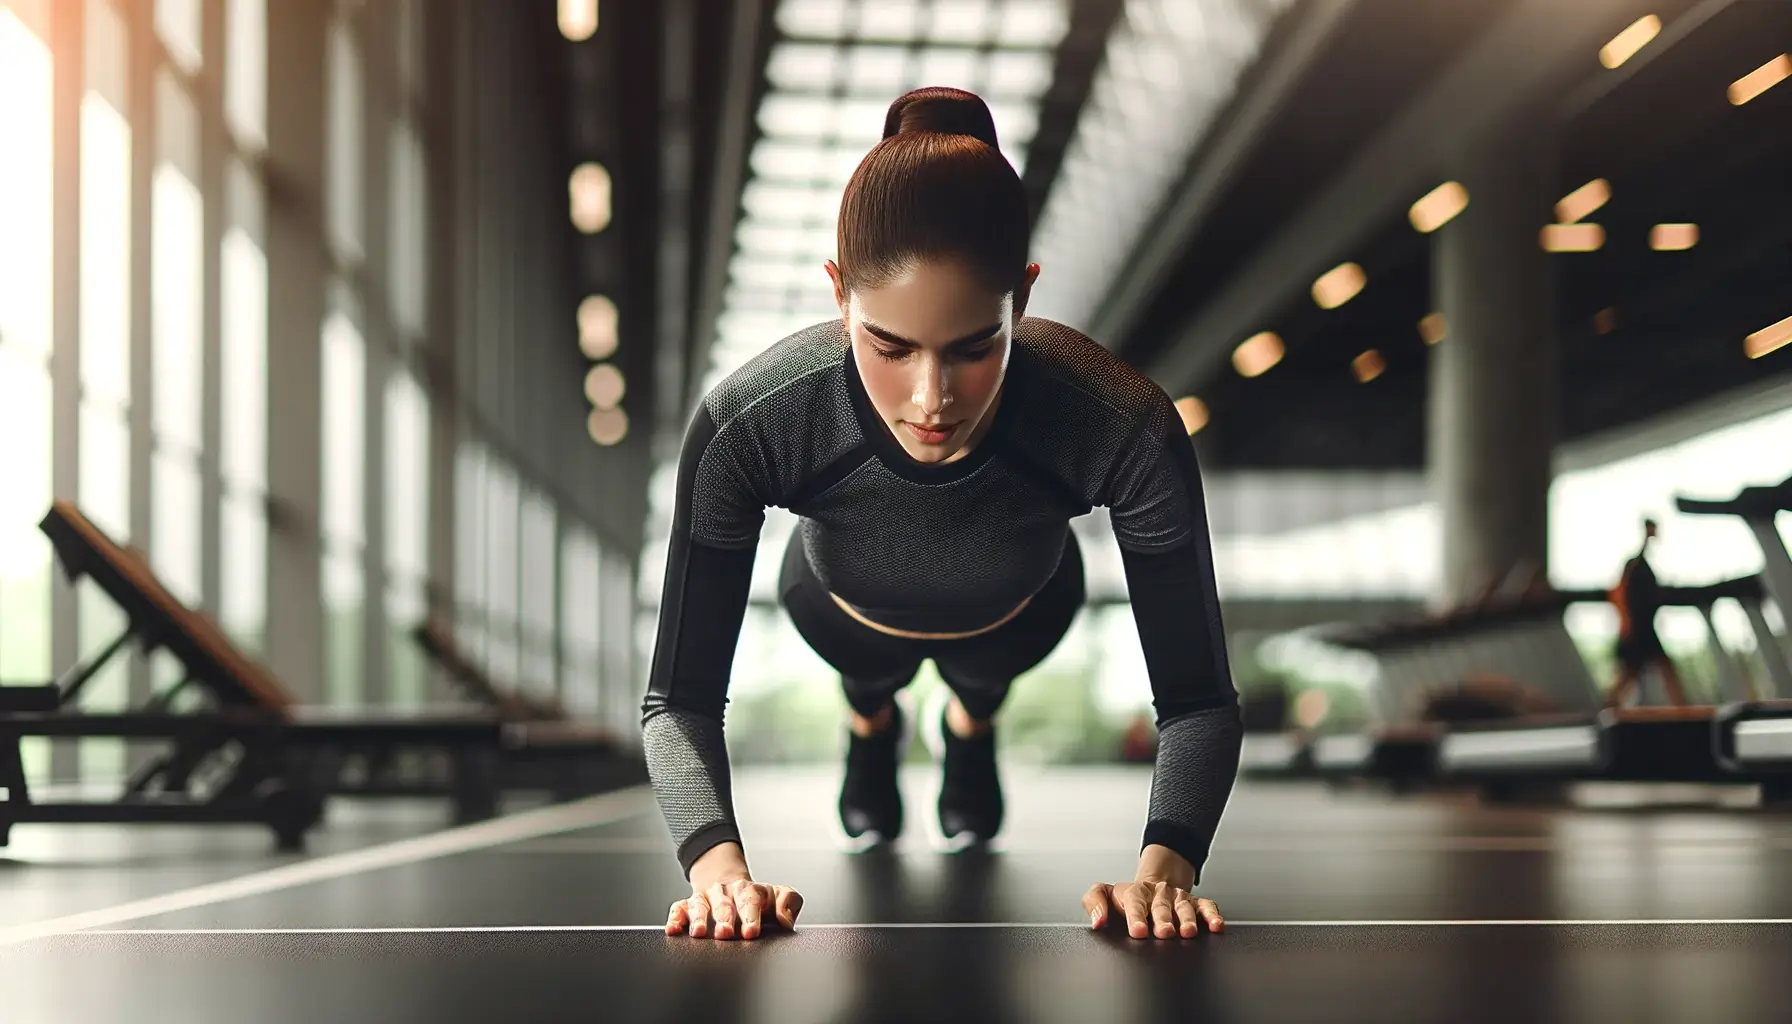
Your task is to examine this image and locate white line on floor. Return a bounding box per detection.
[0,786,656,947]
[53,917,1792,937]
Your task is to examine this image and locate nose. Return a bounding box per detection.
[912,359,952,417]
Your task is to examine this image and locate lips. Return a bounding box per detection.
[904,421,956,444]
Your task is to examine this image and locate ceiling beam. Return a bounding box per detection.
[1087,0,1359,346]
[1143,0,1674,399]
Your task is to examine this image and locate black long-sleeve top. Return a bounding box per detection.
[640,316,1243,881]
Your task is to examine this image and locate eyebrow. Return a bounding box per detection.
[862,320,1003,349]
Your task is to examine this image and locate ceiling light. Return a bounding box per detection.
[1409,181,1469,233]
[1312,262,1366,309]
[584,363,626,409]
[588,405,629,446]
[578,295,618,359]
[1001,0,1071,47]
[1174,396,1209,435]
[557,0,598,42]
[1417,312,1447,346]
[1540,223,1605,252]
[765,43,840,92]
[1555,178,1610,224]
[1599,14,1660,69]
[1233,331,1284,378]
[569,162,611,233]
[1745,313,1792,359]
[1729,53,1790,105]
[1650,223,1698,250]
[1351,350,1386,383]
[775,0,849,39]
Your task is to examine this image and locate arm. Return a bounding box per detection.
[639,403,765,881]
[1108,402,1243,888]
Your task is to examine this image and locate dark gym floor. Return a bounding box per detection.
[7,767,1792,1022]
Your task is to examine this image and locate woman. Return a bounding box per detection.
[641,87,1242,942]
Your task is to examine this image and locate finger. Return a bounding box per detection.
[687,893,711,938]
[1174,893,1200,938]
[1123,885,1152,940]
[737,884,766,940]
[1150,882,1177,939]
[666,899,690,936]
[1198,898,1225,933]
[709,884,737,940]
[774,886,804,929]
[1081,883,1114,929]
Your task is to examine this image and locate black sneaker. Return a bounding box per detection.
[838,701,906,850]
[924,691,1003,851]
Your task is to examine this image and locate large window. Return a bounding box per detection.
[0,7,55,713]
[321,311,367,705]
[559,527,602,716]
[484,458,521,687]
[383,369,430,705]
[219,161,269,650]
[520,488,557,699]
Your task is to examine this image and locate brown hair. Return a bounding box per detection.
[836,87,1031,294]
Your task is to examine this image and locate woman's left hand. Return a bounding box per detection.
[1082,879,1223,939]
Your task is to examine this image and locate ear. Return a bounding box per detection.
[1012,263,1042,320]
[824,260,848,316]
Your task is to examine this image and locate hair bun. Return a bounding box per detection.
[881,86,1000,149]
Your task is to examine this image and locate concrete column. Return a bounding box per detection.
[263,0,329,702]
[48,0,84,783]
[357,0,393,707]
[1428,109,1559,608]
[199,0,226,634]
[422,0,462,702]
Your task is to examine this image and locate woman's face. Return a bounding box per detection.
[827,257,1039,464]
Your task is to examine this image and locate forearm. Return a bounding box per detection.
[641,703,742,877]
[1141,702,1244,884]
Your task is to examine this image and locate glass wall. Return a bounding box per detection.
[0,3,56,781]
[3,0,637,791]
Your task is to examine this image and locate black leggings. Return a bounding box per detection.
[778,527,1085,722]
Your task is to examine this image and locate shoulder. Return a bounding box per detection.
[699,319,849,431]
[1011,317,1177,433]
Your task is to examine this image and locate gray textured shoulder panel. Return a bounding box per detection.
[1007,318,1192,551]
[688,320,866,547]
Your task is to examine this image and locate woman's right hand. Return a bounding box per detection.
[666,843,803,940]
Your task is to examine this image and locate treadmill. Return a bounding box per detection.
[1438,574,1780,792]
[1682,477,1792,789]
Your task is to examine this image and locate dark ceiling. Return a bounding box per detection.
[1101,0,1792,471]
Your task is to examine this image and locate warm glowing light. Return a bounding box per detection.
[584,363,625,408]
[558,0,599,42]
[1555,178,1610,224]
[588,405,629,445]
[569,162,611,233]
[1745,314,1792,359]
[1417,312,1447,346]
[1233,332,1284,378]
[1311,262,1366,310]
[1173,396,1208,435]
[1540,223,1605,252]
[1650,223,1698,250]
[1729,53,1790,105]
[1599,14,1660,69]
[578,294,618,359]
[1351,349,1386,383]
[1593,307,1620,335]
[1409,181,1468,233]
